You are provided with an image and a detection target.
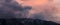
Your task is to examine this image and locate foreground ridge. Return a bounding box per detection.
[0,18,60,25]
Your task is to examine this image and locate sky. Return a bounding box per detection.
[1,0,60,24]
[15,0,60,23]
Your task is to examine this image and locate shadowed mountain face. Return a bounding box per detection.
[0,18,60,25]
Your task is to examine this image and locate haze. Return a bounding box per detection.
[16,0,60,23]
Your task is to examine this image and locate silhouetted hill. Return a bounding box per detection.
[0,18,60,25]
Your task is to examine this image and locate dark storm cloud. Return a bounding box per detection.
[0,0,32,18]
[0,0,24,18]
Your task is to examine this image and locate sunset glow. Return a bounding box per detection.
[16,0,60,23]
